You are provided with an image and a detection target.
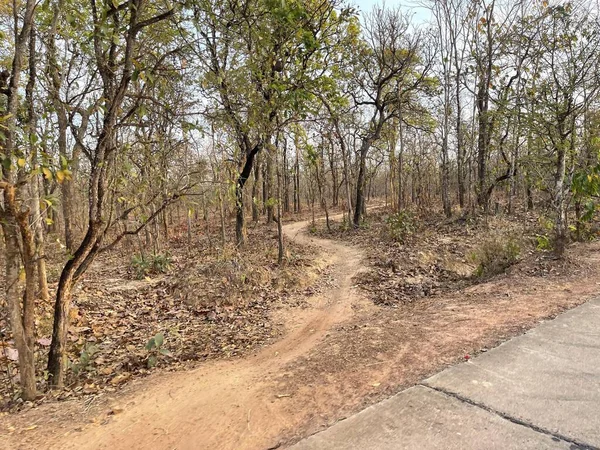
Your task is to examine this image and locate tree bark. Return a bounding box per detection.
[48,0,176,386]
[236,144,261,246]
[294,137,301,213]
[553,143,568,255]
[266,139,274,223]
[275,133,284,264]
[397,116,405,211]
[0,0,38,400]
[353,139,371,227]
[252,155,260,222]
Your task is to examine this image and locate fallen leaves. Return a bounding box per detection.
[313,210,559,307]
[1,221,321,411]
[110,373,131,386]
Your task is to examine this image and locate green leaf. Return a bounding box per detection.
[145,337,156,350]
[154,333,164,348]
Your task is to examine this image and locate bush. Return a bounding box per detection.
[470,237,521,278]
[70,343,99,376]
[339,218,351,232]
[386,211,417,243]
[533,216,554,250]
[145,332,171,368]
[535,234,553,250]
[130,252,172,279]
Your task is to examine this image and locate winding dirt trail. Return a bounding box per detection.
[8,213,600,450]
[47,215,365,450]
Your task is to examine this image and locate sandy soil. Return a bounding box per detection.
[1,214,368,450]
[2,215,600,450]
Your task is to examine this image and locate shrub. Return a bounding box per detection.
[339,218,351,232]
[470,237,521,278]
[70,343,99,376]
[534,215,556,250]
[130,252,172,279]
[535,234,553,251]
[150,252,172,273]
[145,332,171,368]
[386,211,417,243]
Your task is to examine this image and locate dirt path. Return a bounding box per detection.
[6,215,600,450]
[34,215,365,450]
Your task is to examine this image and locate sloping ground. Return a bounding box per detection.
[0,214,367,449]
[2,214,600,450]
[0,222,324,409]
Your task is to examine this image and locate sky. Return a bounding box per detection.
[350,0,432,23]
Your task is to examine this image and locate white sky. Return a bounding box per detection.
[350,0,432,23]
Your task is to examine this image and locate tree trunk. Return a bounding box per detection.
[476,14,494,211]
[455,69,465,209]
[353,139,371,226]
[397,116,405,211]
[236,144,261,246]
[218,183,226,248]
[1,212,37,400]
[252,155,260,222]
[283,139,290,213]
[266,138,274,224]
[328,138,339,208]
[0,0,38,400]
[15,200,39,400]
[47,0,76,251]
[294,143,301,213]
[32,176,49,303]
[476,78,490,210]
[26,26,49,304]
[47,221,102,386]
[441,135,452,218]
[275,134,284,264]
[553,143,568,255]
[441,82,452,218]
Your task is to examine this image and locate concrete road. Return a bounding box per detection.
[292,298,600,449]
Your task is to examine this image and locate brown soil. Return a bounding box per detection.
[2,213,600,450]
[1,219,326,409]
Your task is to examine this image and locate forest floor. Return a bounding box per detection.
[2,207,600,449]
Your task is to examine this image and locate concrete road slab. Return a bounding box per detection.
[425,298,600,448]
[291,385,569,450]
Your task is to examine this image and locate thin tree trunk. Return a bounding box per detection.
[1,215,37,400]
[236,144,261,246]
[283,139,290,213]
[47,0,76,251]
[294,137,301,213]
[354,139,371,226]
[0,0,37,400]
[275,133,284,264]
[397,116,405,211]
[26,27,49,304]
[266,138,274,224]
[554,143,568,255]
[252,155,260,222]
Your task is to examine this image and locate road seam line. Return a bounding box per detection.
[420,383,598,450]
